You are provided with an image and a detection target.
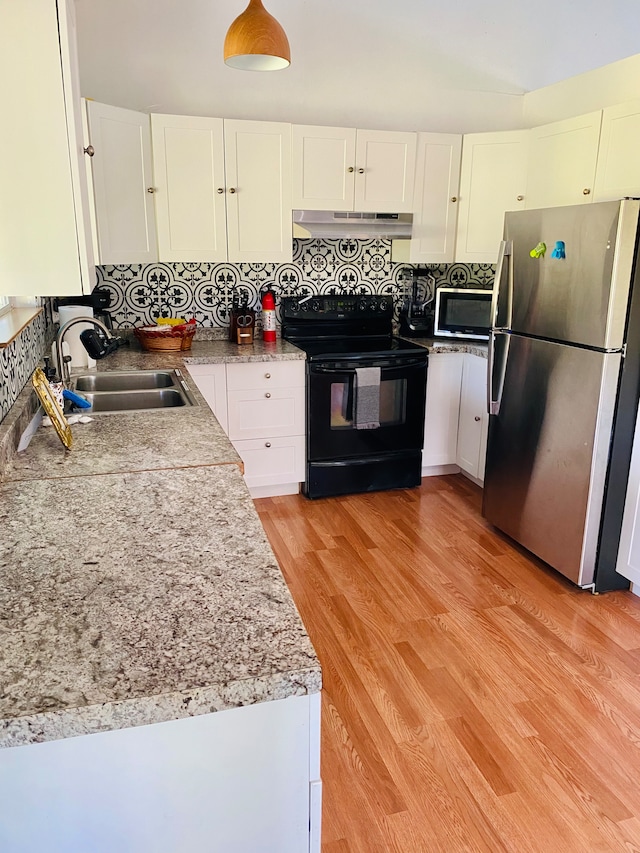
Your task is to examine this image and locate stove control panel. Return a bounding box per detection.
[282,295,393,321]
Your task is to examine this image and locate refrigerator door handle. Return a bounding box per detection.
[490,240,511,330]
[488,330,510,415]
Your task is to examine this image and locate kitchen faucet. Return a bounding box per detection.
[54,316,121,385]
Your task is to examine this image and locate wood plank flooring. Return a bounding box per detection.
[256,475,640,853]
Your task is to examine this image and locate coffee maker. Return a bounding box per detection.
[399,269,436,337]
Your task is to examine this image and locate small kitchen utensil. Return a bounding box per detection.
[32,367,73,450]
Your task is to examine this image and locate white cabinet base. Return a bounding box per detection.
[0,693,321,853]
[422,463,461,478]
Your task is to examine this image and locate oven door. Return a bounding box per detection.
[307,355,427,462]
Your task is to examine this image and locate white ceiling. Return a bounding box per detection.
[75,0,640,133]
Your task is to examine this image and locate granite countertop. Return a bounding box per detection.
[400,337,489,359]
[4,388,242,482]
[0,465,320,748]
[0,335,320,748]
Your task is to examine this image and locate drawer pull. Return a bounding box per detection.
[265,392,271,398]
[265,372,271,379]
[474,416,481,422]
[265,442,271,448]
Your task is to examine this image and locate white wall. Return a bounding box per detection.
[523,54,640,126]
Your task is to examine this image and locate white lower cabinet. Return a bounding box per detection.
[188,360,306,498]
[422,352,488,484]
[232,436,305,493]
[456,354,489,482]
[184,364,228,434]
[227,361,305,496]
[0,693,321,853]
[423,353,464,470]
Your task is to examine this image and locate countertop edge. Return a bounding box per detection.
[0,668,322,749]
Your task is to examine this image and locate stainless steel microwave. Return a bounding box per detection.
[434,288,492,340]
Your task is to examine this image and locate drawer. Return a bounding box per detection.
[226,360,305,391]
[227,387,305,441]
[233,435,305,489]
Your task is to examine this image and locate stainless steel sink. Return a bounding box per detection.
[71,369,196,413]
[80,389,192,412]
[75,370,177,392]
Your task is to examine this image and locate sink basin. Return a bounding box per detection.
[79,389,192,412]
[70,370,196,413]
[75,371,177,392]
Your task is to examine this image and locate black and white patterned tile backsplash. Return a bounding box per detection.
[97,239,495,328]
[0,309,49,423]
[0,243,494,425]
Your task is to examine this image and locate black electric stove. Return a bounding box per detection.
[281,295,428,499]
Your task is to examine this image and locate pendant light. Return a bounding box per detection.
[224,0,290,71]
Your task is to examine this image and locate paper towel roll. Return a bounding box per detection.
[58,306,96,370]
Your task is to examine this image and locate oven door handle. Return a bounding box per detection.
[310,356,427,373]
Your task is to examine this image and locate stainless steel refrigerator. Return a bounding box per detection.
[483,199,640,591]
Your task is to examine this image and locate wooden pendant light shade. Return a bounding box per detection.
[224,0,290,71]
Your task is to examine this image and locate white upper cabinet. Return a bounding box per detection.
[86,101,158,265]
[151,115,227,263]
[292,126,356,210]
[0,0,94,297]
[292,126,416,213]
[223,120,293,263]
[594,99,640,202]
[525,111,602,209]
[409,133,462,263]
[354,130,416,212]
[455,130,529,263]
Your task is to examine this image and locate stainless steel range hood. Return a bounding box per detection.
[293,209,412,239]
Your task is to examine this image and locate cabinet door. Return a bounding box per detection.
[0,0,93,297]
[292,125,356,211]
[457,354,488,481]
[87,101,158,264]
[410,133,462,263]
[232,435,305,491]
[224,120,292,263]
[423,353,464,467]
[151,115,227,262]
[525,112,602,209]
[455,130,528,263]
[185,364,228,434]
[594,99,640,202]
[226,360,305,392]
[354,130,416,213]
[227,387,305,441]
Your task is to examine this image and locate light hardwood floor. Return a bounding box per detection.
[256,474,640,853]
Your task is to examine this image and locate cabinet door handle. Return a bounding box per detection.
[229,187,237,194]
[347,167,354,173]
[83,145,95,157]
[265,442,271,448]
[583,188,591,195]
[358,168,365,174]
[517,195,524,201]
[450,196,457,203]
[265,372,271,379]
[147,187,156,194]
[217,188,224,194]
[474,416,481,422]
[265,392,271,398]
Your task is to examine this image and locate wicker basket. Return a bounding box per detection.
[134,323,196,352]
